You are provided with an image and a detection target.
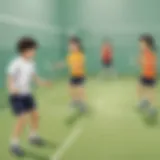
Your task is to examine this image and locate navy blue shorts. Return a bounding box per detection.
[70,77,85,86]
[102,60,113,68]
[9,94,36,116]
[140,77,156,87]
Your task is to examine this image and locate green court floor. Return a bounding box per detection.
[0,78,160,160]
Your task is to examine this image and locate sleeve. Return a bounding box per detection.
[7,60,18,76]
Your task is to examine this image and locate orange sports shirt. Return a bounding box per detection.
[67,52,85,77]
[141,51,156,78]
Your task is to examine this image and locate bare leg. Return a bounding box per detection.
[137,83,150,109]
[29,109,39,137]
[11,114,27,145]
[29,109,43,145]
[146,87,156,107]
[70,85,78,102]
[77,85,87,112]
[10,114,27,156]
[145,87,158,116]
[69,84,82,110]
[109,66,118,79]
[77,86,85,103]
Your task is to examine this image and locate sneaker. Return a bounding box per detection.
[29,136,44,146]
[138,99,150,111]
[10,145,24,157]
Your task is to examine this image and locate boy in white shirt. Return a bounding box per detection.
[7,37,51,157]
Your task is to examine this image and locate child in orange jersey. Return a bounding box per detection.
[99,41,117,79]
[54,37,86,112]
[138,34,157,116]
[67,37,86,112]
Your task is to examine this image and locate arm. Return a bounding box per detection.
[53,61,67,70]
[33,74,52,87]
[53,54,69,70]
[32,63,52,87]
[7,75,19,94]
[7,60,19,94]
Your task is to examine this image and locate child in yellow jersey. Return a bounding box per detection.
[138,34,157,116]
[67,37,86,111]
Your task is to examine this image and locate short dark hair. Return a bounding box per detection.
[139,34,156,50]
[70,36,81,44]
[17,37,37,53]
[69,36,83,51]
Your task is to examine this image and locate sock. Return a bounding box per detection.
[29,131,38,139]
[11,138,19,146]
[71,100,79,107]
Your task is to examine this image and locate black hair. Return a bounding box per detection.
[70,36,83,52]
[17,37,37,53]
[139,34,156,51]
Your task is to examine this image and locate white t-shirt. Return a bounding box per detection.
[7,57,36,95]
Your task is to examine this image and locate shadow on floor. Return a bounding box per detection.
[65,110,84,126]
[143,115,159,127]
[24,150,49,160]
[22,140,57,160]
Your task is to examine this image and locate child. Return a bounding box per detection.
[67,37,86,111]
[99,41,116,79]
[55,37,86,112]
[138,34,157,116]
[7,37,52,156]
[101,41,113,68]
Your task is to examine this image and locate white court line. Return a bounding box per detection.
[51,127,82,160]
